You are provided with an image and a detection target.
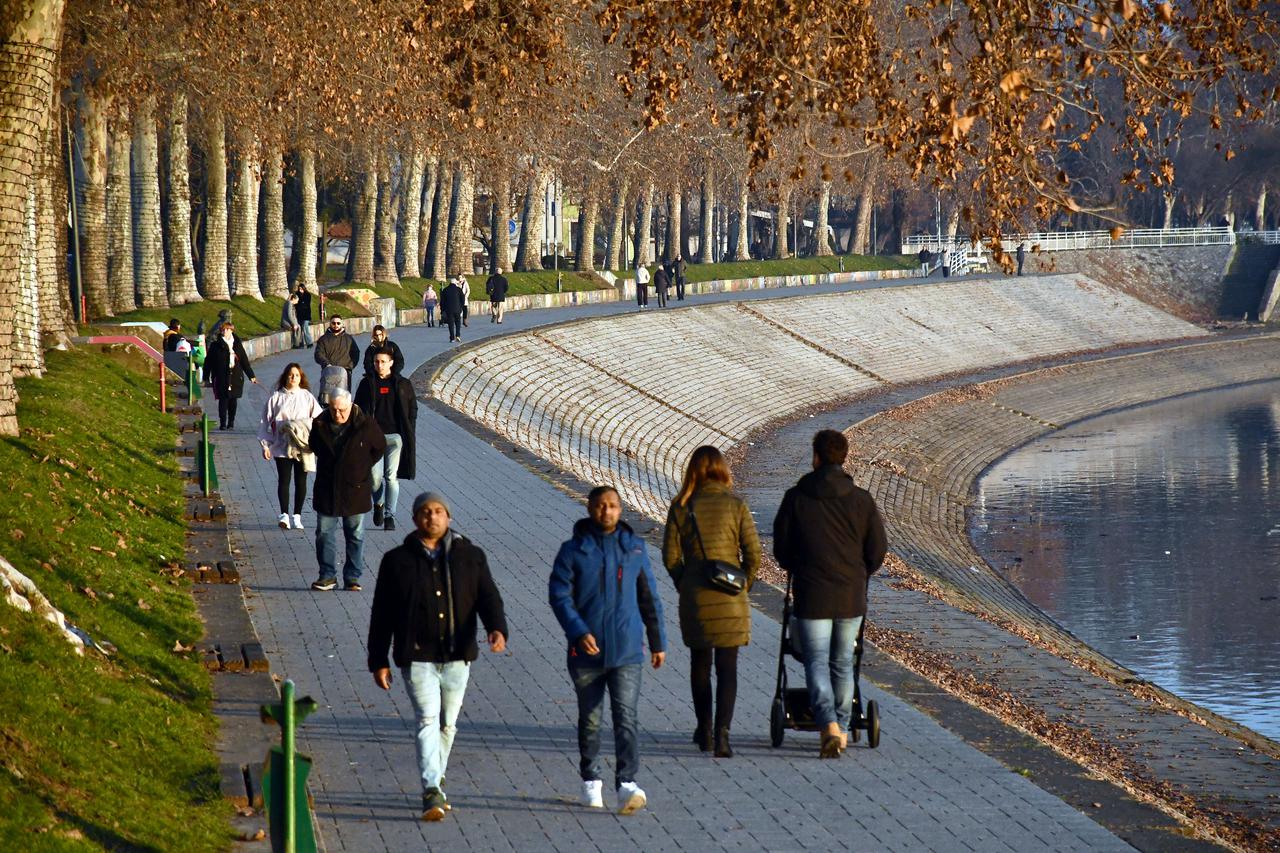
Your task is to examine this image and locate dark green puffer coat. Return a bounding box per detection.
[662,482,761,649]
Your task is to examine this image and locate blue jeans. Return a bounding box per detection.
[300,321,314,347]
[796,617,863,730]
[570,662,642,789]
[314,513,365,584]
[370,433,403,515]
[402,661,471,792]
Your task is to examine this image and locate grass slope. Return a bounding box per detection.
[103,295,291,339]
[0,350,230,850]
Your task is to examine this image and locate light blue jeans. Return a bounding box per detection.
[796,617,864,730]
[315,513,364,584]
[370,433,403,515]
[402,661,471,792]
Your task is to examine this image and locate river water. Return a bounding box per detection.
[971,380,1280,742]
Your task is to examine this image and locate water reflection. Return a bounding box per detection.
[972,380,1280,741]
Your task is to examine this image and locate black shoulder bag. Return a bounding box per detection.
[687,500,746,595]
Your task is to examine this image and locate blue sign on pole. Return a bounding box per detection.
[508,218,517,237]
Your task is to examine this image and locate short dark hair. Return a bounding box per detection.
[812,429,849,465]
[168,318,180,329]
[587,485,619,506]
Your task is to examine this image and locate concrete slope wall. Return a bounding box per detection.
[431,274,1206,519]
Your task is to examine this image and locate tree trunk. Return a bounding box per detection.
[664,185,681,261]
[1161,191,1176,229]
[945,205,960,242]
[698,168,715,263]
[773,185,791,258]
[396,147,424,277]
[853,173,874,254]
[815,180,833,256]
[106,108,135,313]
[635,182,655,265]
[15,114,40,376]
[374,148,398,283]
[1254,184,1267,231]
[351,148,376,283]
[77,78,110,318]
[514,165,545,271]
[165,94,200,304]
[606,178,629,270]
[37,89,69,350]
[493,177,512,273]
[417,154,437,275]
[425,159,450,279]
[575,186,599,272]
[227,134,261,299]
[732,179,750,261]
[260,146,289,297]
[130,95,166,308]
[295,146,318,289]
[446,162,474,276]
[201,110,230,300]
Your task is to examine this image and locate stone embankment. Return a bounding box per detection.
[431,274,1203,520]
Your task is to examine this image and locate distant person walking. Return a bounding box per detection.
[1016,243,1026,276]
[314,314,360,391]
[294,284,315,347]
[306,388,386,592]
[206,323,258,430]
[203,309,232,384]
[281,293,303,348]
[421,284,438,327]
[635,264,650,309]
[485,269,509,323]
[257,363,322,530]
[368,491,509,822]
[440,278,465,342]
[662,446,760,758]
[772,429,887,758]
[362,324,405,379]
[653,263,670,308]
[355,351,418,531]
[549,485,666,815]
[672,254,687,300]
[459,275,472,327]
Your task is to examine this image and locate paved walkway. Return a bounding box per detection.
[209,280,1131,851]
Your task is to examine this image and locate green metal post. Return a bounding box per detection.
[283,679,296,853]
[200,416,211,497]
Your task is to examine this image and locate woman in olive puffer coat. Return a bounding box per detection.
[662,445,761,758]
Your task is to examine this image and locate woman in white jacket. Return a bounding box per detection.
[257,363,323,529]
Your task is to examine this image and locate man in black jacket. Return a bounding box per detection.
[355,351,417,531]
[672,254,687,301]
[440,278,465,342]
[484,269,509,323]
[306,388,386,591]
[368,491,508,822]
[772,429,887,758]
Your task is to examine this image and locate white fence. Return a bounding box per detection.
[902,226,1235,255]
[1241,230,1280,245]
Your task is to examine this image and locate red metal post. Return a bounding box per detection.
[159,360,167,412]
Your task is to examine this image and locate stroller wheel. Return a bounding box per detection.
[866,700,881,749]
[770,697,786,747]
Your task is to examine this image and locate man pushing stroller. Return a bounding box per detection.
[773,430,887,757]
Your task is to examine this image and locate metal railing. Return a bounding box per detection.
[1240,230,1280,245]
[902,225,1235,254]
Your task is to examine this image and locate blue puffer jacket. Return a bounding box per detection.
[549,519,667,669]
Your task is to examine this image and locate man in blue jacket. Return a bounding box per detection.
[549,485,666,815]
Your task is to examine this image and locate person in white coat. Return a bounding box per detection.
[258,362,323,530]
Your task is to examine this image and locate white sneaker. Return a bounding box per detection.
[292,514,304,530]
[581,779,603,809]
[616,781,646,815]
[277,513,290,530]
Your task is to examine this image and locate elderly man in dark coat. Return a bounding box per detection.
[306,388,386,591]
[440,277,466,342]
[355,351,418,531]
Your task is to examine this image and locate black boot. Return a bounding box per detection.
[692,724,712,752]
[714,727,733,758]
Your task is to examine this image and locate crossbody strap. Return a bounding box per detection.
[686,498,711,562]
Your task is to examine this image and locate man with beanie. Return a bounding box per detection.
[368,491,509,822]
[549,485,666,815]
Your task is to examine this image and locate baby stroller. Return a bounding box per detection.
[317,364,348,405]
[770,575,881,748]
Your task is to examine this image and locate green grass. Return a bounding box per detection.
[608,253,917,282]
[333,272,609,309]
[0,350,231,850]
[101,294,291,338]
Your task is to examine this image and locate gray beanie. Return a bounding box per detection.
[412,491,451,517]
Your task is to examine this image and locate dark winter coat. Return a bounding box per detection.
[673,258,687,285]
[205,334,256,401]
[314,330,359,370]
[662,482,761,649]
[306,405,386,517]
[440,282,465,315]
[485,274,509,302]
[295,288,313,322]
[653,266,670,291]
[772,464,887,619]
[367,530,509,669]
[354,373,418,480]
[549,519,666,669]
[362,339,405,377]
